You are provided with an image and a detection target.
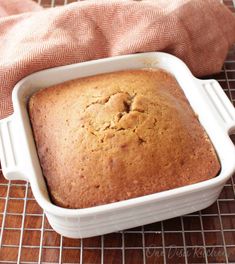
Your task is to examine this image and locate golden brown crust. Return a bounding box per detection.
[28,69,220,209]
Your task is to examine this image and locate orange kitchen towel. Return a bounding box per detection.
[0,0,235,119]
[0,0,41,17]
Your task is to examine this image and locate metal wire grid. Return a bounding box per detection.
[1,175,235,264]
[2,172,235,263]
[0,0,235,263]
[36,0,235,9]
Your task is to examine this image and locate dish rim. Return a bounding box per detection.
[2,52,235,217]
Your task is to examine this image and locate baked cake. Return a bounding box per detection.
[28,69,220,209]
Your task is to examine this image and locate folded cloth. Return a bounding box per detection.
[0,0,234,119]
[0,0,41,17]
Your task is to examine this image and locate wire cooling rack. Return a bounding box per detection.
[0,0,235,263]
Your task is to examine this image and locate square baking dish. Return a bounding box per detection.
[1,52,235,238]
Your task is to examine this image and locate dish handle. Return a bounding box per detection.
[197,79,235,135]
[0,114,28,181]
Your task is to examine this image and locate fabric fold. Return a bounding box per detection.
[0,0,235,118]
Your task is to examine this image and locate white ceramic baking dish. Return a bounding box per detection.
[1,52,235,238]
